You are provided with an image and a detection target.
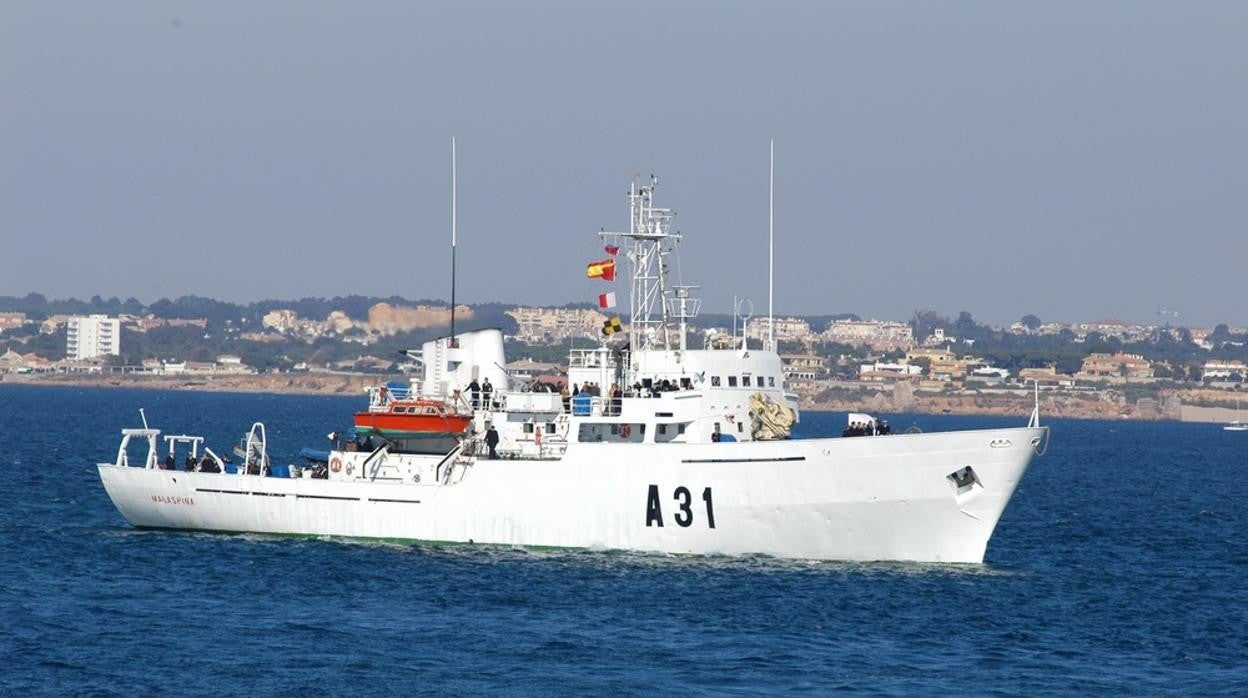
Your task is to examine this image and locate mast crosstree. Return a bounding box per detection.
[599,176,696,356]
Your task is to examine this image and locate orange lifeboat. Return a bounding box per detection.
[353,396,473,441]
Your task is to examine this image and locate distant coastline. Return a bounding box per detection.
[5,373,1240,424]
[0,371,376,398]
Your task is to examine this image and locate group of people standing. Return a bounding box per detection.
[466,377,495,411]
[557,377,694,415]
[161,452,225,473]
[842,420,891,437]
[562,382,623,415]
[636,378,689,395]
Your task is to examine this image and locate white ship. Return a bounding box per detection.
[98,177,1048,563]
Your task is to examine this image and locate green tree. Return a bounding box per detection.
[955,311,978,335]
[1020,314,1042,330]
[910,309,946,343]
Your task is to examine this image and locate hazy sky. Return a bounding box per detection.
[3,1,1246,326]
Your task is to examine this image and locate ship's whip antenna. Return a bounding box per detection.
[139,408,149,430]
[1029,380,1041,428]
[768,140,775,351]
[456,136,461,347]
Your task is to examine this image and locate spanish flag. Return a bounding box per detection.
[602,316,623,336]
[586,258,616,281]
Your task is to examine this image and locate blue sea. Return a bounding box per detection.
[1,384,1244,695]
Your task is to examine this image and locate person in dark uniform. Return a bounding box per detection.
[185,454,198,471]
[467,379,481,410]
[481,378,494,409]
[199,454,220,473]
[485,424,500,460]
[712,424,722,443]
[164,453,175,470]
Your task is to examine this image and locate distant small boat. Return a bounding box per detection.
[1224,399,1247,431]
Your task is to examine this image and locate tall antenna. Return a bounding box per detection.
[456,136,461,347]
[768,139,775,351]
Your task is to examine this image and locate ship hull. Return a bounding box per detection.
[97,426,1044,563]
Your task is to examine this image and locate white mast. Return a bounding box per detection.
[768,140,775,351]
[456,136,461,347]
[600,176,680,354]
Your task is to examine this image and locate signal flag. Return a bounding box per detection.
[586,259,616,281]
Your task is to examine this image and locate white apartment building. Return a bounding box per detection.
[1201,359,1247,381]
[67,315,121,361]
[821,320,914,351]
[506,307,607,343]
[746,317,811,342]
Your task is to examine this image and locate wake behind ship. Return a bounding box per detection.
[97,176,1048,563]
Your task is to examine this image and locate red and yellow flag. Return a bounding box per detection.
[586,258,616,281]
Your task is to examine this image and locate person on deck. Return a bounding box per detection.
[481,378,494,409]
[712,424,722,443]
[199,455,220,473]
[185,454,198,471]
[560,385,571,413]
[164,453,175,470]
[467,379,481,410]
[485,424,500,460]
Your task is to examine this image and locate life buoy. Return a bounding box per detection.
[330,457,342,473]
[619,424,632,439]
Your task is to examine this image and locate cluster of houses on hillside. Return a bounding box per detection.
[252,303,473,344]
[0,348,257,377]
[820,351,1245,391]
[772,346,1247,393]
[4,307,1248,392]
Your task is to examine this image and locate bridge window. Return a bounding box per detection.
[768,376,775,387]
[577,423,607,442]
[711,376,721,387]
[756,376,765,387]
[656,422,688,443]
[727,376,738,387]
